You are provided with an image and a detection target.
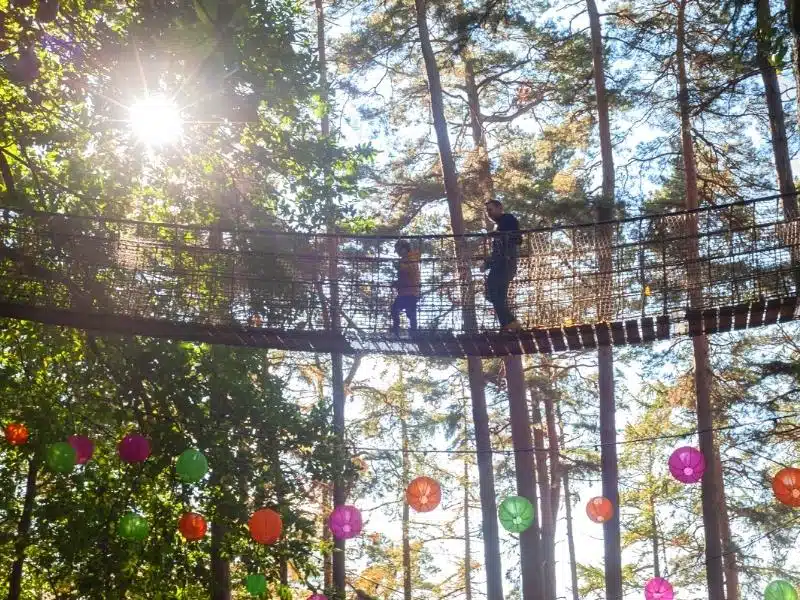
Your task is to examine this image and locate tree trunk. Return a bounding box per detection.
[585,2,622,599]
[757,0,798,217]
[414,0,503,597]
[785,0,800,136]
[506,357,543,600]
[6,456,39,600]
[562,468,579,600]
[464,454,472,600]
[650,492,660,579]
[542,375,561,522]
[676,3,725,600]
[316,0,347,593]
[556,400,579,600]
[714,446,738,600]
[0,151,17,202]
[530,384,555,600]
[402,412,412,600]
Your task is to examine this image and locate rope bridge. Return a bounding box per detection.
[0,195,798,357]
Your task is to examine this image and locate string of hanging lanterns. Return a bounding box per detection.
[4,421,800,599]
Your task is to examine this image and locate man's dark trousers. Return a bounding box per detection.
[486,262,516,327]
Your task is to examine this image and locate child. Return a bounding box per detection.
[391,240,420,335]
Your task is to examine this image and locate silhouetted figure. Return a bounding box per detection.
[484,200,522,332]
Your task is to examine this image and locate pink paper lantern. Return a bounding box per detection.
[328,505,362,540]
[668,446,705,484]
[308,595,328,600]
[645,577,673,600]
[68,435,95,465]
[118,434,151,463]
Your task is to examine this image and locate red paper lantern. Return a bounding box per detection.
[4,423,29,446]
[178,512,207,541]
[248,508,282,545]
[773,467,800,507]
[118,434,150,463]
[586,496,614,523]
[406,476,441,512]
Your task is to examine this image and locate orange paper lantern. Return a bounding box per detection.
[586,496,614,523]
[178,512,207,541]
[406,476,442,512]
[248,508,282,545]
[773,467,800,507]
[4,423,29,446]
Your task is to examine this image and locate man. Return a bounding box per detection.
[484,199,522,332]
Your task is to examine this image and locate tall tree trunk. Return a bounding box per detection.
[556,400,579,600]
[757,0,798,216]
[316,0,347,593]
[649,491,660,579]
[542,385,561,522]
[460,14,541,597]
[6,456,39,600]
[506,357,543,600]
[414,0,503,597]
[676,3,725,600]
[714,446,738,600]
[402,399,412,600]
[562,467,579,600]
[585,2,622,599]
[530,384,555,600]
[785,0,800,135]
[464,455,472,600]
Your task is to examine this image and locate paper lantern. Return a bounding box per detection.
[406,476,441,512]
[329,505,362,540]
[176,449,208,483]
[178,512,207,541]
[46,442,76,473]
[308,595,328,600]
[245,574,267,597]
[586,496,614,523]
[765,580,798,600]
[118,512,149,541]
[248,508,282,545]
[498,496,534,533]
[68,435,94,465]
[4,423,29,446]
[118,434,150,463]
[644,577,673,600]
[668,446,705,484]
[773,467,800,507]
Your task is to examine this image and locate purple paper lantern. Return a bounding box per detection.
[68,435,95,465]
[668,446,705,484]
[118,434,151,463]
[645,577,674,600]
[308,595,328,600]
[328,505,362,540]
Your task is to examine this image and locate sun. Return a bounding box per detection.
[128,94,183,146]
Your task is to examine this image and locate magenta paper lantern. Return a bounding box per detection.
[68,435,95,465]
[118,434,151,463]
[668,446,705,484]
[329,505,362,540]
[645,577,674,600]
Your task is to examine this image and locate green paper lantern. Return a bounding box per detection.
[46,442,77,473]
[176,449,208,483]
[118,512,150,541]
[766,580,798,600]
[245,573,267,597]
[498,496,534,533]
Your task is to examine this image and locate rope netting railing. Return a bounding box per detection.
[0,194,798,355]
